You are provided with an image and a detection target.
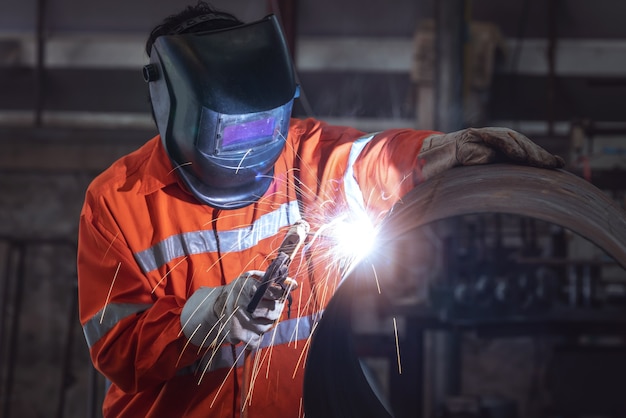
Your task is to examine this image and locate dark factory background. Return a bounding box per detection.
[1,0,625,417]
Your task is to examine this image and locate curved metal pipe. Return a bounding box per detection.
[304,164,626,418]
[378,165,626,268]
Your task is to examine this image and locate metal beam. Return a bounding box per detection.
[3,33,626,76]
[0,126,153,172]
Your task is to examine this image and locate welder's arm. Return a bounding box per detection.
[78,216,208,393]
[180,270,293,350]
[417,127,565,180]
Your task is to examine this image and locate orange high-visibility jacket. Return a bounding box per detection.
[78,117,436,417]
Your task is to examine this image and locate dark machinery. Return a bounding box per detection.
[303,164,626,418]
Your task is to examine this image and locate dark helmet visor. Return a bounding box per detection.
[198,93,296,156]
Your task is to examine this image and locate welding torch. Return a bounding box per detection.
[246,219,310,313]
[241,219,309,416]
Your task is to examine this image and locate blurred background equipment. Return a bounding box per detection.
[304,164,626,418]
[1,0,626,417]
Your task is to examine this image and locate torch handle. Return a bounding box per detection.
[246,220,309,313]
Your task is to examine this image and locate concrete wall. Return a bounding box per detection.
[0,173,93,417]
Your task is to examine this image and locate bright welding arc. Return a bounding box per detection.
[325,212,378,270]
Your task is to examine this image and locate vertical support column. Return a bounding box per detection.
[434,0,468,133]
[546,0,559,137]
[429,329,462,415]
[266,0,298,59]
[0,242,26,418]
[432,3,468,413]
[0,243,12,417]
[35,0,47,127]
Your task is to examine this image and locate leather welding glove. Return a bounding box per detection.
[417,127,565,180]
[180,270,294,349]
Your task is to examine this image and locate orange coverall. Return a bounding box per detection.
[77,117,435,417]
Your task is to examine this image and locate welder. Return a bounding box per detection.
[76,3,564,417]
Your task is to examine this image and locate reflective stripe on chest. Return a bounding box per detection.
[134,199,302,273]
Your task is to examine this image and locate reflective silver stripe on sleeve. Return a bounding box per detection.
[344,133,377,214]
[83,302,152,348]
[258,313,315,350]
[179,313,317,375]
[134,200,302,273]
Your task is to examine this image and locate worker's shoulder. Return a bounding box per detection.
[87,135,162,195]
[289,117,365,140]
[288,117,321,136]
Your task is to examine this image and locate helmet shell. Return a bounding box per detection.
[146,15,298,209]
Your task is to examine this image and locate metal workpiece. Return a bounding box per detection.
[303,164,626,418]
[378,164,626,270]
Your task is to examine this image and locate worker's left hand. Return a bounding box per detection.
[417,127,565,180]
[454,127,564,168]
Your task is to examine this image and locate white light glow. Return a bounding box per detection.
[329,213,377,266]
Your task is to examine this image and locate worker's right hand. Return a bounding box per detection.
[180,271,293,349]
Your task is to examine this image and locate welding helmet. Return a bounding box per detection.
[143,14,298,209]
